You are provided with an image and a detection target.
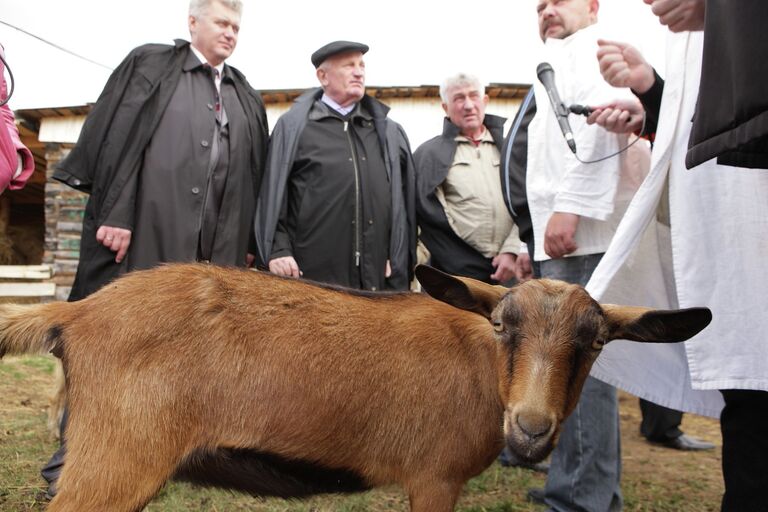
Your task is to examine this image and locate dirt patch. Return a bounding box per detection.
[617,390,723,510]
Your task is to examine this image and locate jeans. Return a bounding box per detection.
[539,254,623,512]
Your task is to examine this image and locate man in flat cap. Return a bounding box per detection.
[255,41,416,290]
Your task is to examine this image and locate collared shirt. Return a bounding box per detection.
[527,23,647,261]
[321,93,356,116]
[438,127,520,258]
[190,45,224,92]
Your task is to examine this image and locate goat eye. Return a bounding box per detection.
[493,321,504,334]
[591,339,606,351]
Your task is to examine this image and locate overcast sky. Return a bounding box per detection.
[0,0,669,110]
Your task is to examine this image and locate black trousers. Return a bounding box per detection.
[639,398,683,442]
[40,407,67,493]
[720,389,768,512]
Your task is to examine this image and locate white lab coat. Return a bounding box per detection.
[587,32,768,418]
[528,23,648,262]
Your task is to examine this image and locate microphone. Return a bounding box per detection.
[536,62,576,154]
[569,104,592,116]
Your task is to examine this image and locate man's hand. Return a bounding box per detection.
[246,253,255,268]
[514,252,533,282]
[587,98,645,134]
[96,225,132,263]
[385,260,392,278]
[268,256,302,278]
[596,40,655,93]
[491,252,517,283]
[644,0,705,32]
[544,212,579,259]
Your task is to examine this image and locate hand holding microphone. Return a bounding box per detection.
[537,61,645,159]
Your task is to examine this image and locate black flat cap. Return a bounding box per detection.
[311,40,369,68]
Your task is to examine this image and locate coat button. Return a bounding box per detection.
[191,187,200,194]
[207,103,214,110]
[201,140,209,148]
[371,286,377,291]
[368,219,373,225]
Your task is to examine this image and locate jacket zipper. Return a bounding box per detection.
[344,120,362,267]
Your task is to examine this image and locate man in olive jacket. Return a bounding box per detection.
[43,0,268,497]
[254,41,415,291]
[414,73,519,285]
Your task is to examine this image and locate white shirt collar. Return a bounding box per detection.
[321,93,357,116]
[190,45,224,90]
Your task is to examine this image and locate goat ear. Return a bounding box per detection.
[415,265,506,319]
[602,305,713,343]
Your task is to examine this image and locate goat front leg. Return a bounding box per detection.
[46,426,183,512]
[407,478,464,512]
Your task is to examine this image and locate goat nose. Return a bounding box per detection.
[516,412,553,440]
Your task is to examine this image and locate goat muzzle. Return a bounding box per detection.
[503,407,558,463]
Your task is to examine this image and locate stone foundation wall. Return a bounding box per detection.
[43,145,85,301]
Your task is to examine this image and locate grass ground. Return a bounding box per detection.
[0,355,723,511]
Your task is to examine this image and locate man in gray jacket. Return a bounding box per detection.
[255,41,415,291]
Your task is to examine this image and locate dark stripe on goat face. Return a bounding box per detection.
[174,448,371,498]
[501,282,605,419]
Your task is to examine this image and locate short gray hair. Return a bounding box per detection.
[189,0,243,18]
[439,73,484,104]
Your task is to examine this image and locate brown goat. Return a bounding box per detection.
[0,263,711,512]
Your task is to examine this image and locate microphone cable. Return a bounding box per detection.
[567,103,647,165]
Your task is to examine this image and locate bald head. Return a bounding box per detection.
[536,0,599,41]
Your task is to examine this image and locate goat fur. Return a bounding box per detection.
[0,263,712,512]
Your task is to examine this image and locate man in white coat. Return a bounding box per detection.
[585,22,768,512]
[518,1,650,510]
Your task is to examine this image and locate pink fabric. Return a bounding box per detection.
[0,45,34,193]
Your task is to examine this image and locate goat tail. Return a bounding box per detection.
[0,302,70,359]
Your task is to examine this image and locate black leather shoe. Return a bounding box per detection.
[657,434,715,451]
[526,487,546,505]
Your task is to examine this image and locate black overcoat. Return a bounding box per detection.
[54,40,268,301]
[254,89,416,291]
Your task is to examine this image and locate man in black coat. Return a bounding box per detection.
[255,41,415,291]
[42,0,268,497]
[53,0,268,301]
[414,73,519,285]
